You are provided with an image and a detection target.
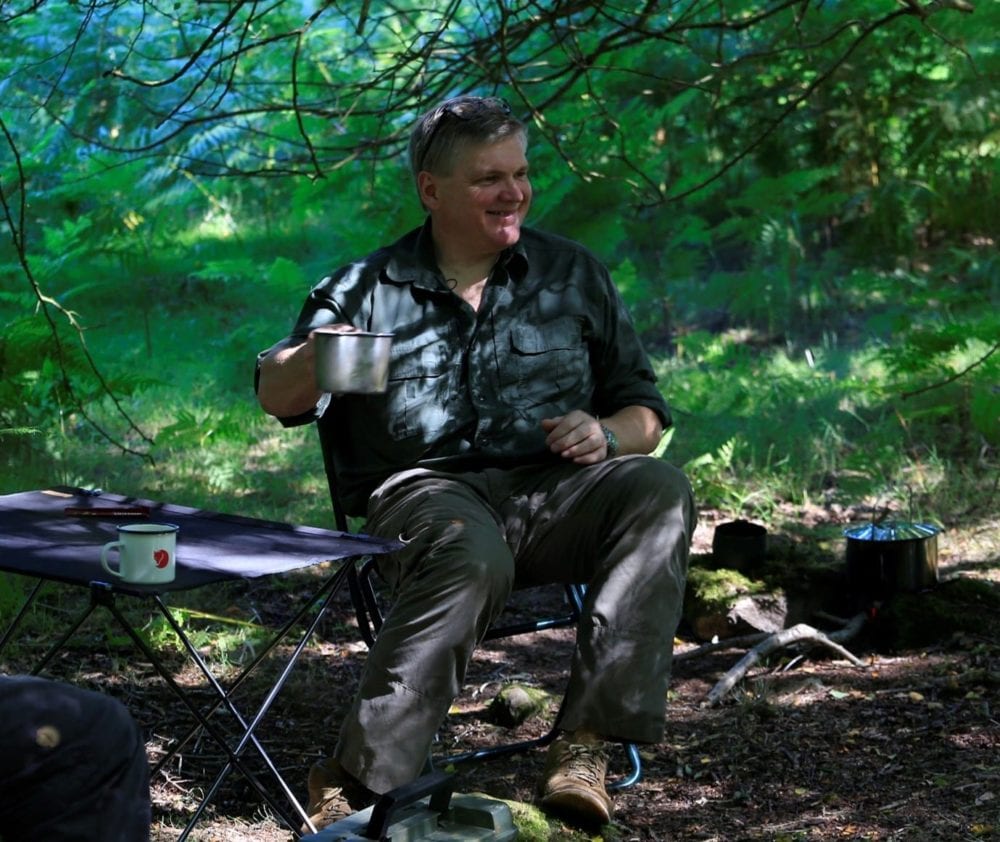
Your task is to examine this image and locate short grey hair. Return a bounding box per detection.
[408,95,527,182]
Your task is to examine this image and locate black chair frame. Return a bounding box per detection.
[317,419,641,788]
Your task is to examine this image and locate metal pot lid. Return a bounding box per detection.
[844,521,941,542]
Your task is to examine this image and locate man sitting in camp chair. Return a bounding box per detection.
[256,94,695,829]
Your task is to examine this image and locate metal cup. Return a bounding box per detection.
[314,328,393,394]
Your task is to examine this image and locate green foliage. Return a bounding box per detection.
[971,385,1000,445]
[876,579,1000,649]
[0,1,996,535]
[141,606,271,667]
[1,312,86,430]
[0,572,30,622]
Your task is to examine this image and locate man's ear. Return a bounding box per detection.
[417,171,440,209]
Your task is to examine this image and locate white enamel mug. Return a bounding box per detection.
[100,523,179,584]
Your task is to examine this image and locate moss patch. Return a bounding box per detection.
[504,799,625,841]
[487,682,554,727]
[685,566,767,614]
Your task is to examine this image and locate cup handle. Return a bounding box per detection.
[100,541,125,577]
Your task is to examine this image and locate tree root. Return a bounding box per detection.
[702,612,868,706]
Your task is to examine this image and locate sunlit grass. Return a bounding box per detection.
[655,327,990,521]
[7,304,993,532]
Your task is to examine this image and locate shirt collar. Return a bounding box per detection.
[384,218,530,289]
[501,239,529,280]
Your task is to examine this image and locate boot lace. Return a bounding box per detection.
[554,740,608,786]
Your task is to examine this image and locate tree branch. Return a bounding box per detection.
[0,115,155,460]
[664,7,912,204]
[705,613,868,707]
[11,0,979,201]
[901,340,1000,400]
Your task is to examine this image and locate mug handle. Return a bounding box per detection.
[100,541,126,578]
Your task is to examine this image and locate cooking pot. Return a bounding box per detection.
[844,521,941,600]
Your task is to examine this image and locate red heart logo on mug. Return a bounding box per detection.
[153,548,170,568]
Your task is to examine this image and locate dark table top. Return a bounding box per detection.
[0,487,398,595]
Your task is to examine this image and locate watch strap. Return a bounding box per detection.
[600,423,619,459]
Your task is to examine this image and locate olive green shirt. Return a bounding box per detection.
[267,220,670,516]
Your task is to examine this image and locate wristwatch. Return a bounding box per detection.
[600,424,619,459]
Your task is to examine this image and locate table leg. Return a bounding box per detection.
[94,588,302,831]
[151,561,357,778]
[0,578,46,657]
[168,562,352,840]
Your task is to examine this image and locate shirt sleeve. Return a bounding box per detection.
[590,263,672,429]
[252,270,356,429]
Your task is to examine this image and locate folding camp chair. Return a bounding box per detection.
[316,414,642,788]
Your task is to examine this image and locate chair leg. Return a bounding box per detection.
[442,734,641,789]
[439,723,560,767]
[438,693,642,790]
[345,564,642,789]
[608,742,643,790]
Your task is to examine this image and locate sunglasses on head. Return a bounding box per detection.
[416,96,513,172]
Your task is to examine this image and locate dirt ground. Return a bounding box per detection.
[7,507,998,841]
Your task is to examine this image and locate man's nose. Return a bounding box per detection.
[498,177,526,201]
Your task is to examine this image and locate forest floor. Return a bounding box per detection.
[7,505,998,841]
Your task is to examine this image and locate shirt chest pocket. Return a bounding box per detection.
[500,317,591,403]
[383,347,453,441]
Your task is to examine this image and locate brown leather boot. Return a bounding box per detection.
[302,756,375,833]
[537,729,613,826]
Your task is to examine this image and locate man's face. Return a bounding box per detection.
[420,134,532,257]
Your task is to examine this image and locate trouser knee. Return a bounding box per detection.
[612,456,694,513]
[368,475,515,612]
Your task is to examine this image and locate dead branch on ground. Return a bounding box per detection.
[696,612,869,706]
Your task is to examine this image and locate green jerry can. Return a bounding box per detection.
[299,771,518,842]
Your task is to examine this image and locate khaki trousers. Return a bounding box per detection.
[335,455,695,793]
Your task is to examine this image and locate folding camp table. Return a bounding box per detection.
[0,486,399,839]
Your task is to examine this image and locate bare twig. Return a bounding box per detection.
[17,0,976,193]
[0,116,155,460]
[675,630,771,662]
[901,340,1000,400]
[705,613,868,706]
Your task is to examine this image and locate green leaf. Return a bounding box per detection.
[970,386,1000,444]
